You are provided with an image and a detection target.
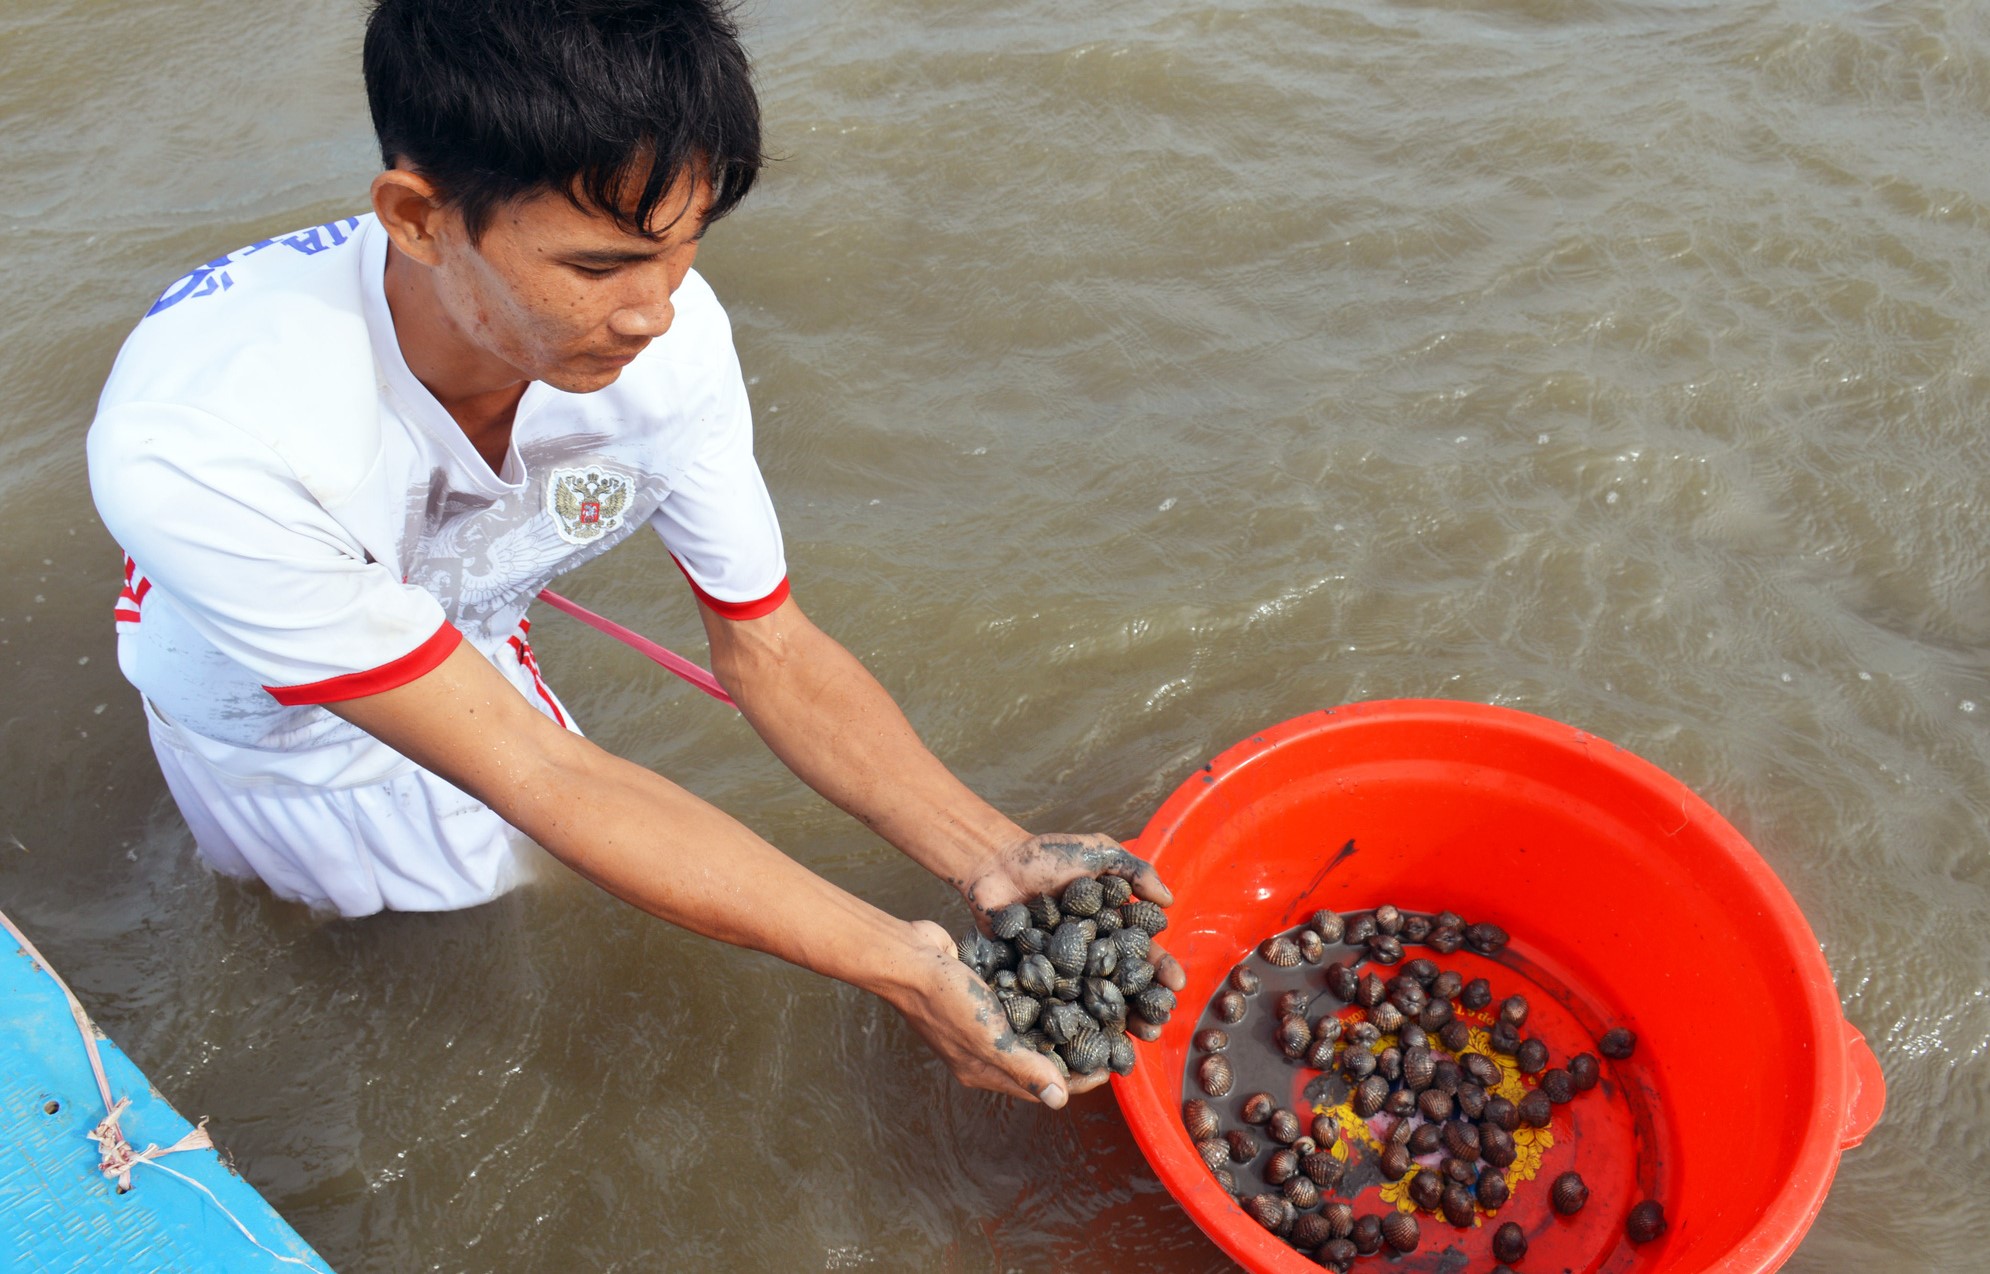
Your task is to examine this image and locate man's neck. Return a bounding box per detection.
[382,243,527,474]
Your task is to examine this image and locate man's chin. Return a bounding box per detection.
[537,363,629,394]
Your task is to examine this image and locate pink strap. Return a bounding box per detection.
[536,588,737,707]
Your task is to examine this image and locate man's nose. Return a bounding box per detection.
[609,293,674,338]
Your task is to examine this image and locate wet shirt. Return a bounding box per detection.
[88,213,786,784]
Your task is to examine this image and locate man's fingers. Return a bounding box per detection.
[1124,859,1174,908]
[1149,943,1186,992]
[1064,1068,1111,1097]
[1127,1016,1164,1042]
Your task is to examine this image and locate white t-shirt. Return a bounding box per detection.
[89,213,787,787]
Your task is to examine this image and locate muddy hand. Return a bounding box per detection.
[891,920,1073,1108]
[962,832,1184,993]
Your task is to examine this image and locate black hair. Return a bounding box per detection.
[363,0,762,240]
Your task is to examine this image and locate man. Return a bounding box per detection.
[86,0,1176,1108]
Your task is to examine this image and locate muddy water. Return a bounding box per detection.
[1,0,1985,1269]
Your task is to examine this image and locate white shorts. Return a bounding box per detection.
[145,628,577,917]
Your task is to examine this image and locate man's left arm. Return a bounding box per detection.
[699,596,1180,946]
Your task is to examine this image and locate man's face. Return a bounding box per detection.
[426,169,714,395]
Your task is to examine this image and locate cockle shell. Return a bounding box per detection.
[1551,1171,1589,1215]
[1260,935,1301,967]
[1350,1214,1383,1254]
[1060,876,1104,917]
[1263,1147,1300,1185]
[1301,1150,1345,1189]
[1381,1211,1421,1252]
[1122,900,1168,935]
[1497,995,1529,1028]
[1325,961,1360,1002]
[1289,1210,1330,1250]
[1464,921,1509,954]
[1198,1053,1234,1097]
[1242,1194,1284,1232]
[1113,953,1155,997]
[1378,1143,1411,1180]
[1599,1026,1638,1060]
[1626,1199,1667,1244]
[1517,1090,1552,1128]
[1228,965,1261,995]
[1226,1129,1259,1163]
[1492,1221,1528,1263]
[1540,1067,1573,1104]
[1216,991,1247,1023]
[1100,874,1134,908]
[1568,1051,1600,1092]
[1082,977,1127,1029]
[990,904,1029,940]
[1479,1122,1517,1168]
[1408,1122,1442,1156]
[1025,894,1061,930]
[1112,927,1152,964]
[1062,1027,1109,1074]
[1241,1091,1275,1124]
[1047,922,1090,978]
[1183,1098,1220,1141]
[1133,984,1176,1025]
[1366,934,1404,965]
[1267,1108,1302,1145]
[1309,909,1346,944]
[1084,938,1118,979]
[1441,1182,1477,1227]
[1197,1137,1230,1172]
[1477,1166,1511,1209]
[1515,1038,1549,1075]
[1459,977,1493,1011]
[1193,1028,1229,1053]
[1352,1074,1389,1117]
[1427,926,1464,954]
[1000,993,1040,1033]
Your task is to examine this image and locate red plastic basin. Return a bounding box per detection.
[1114,700,1884,1272]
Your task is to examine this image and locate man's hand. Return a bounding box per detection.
[887,921,1081,1106]
[961,832,1186,1017]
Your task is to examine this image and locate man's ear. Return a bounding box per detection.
[371,165,449,268]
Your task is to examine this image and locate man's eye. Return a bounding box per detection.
[571,263,617,278]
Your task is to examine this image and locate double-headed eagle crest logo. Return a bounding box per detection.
[546,465,634,546]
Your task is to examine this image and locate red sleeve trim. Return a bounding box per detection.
[671,555,791,621]
[263,622,463,706]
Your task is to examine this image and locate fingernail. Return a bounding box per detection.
[1040,1083,1066,1109]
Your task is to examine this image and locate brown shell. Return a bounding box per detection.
[1267,1108,1302,1145]
[1099,874,1134,908]
[1109,1032,1137,1075]
[1600,1026,1638,1060]
[1344,913,1378,945]
[1483,1096,1520,1132]
[1477,1167,1511,1210]
[1387,980,1428,1017]
[1381,1210,1421,1252]
[1241,1091,1275,1124]
[1196,1137,1230,1172]
[1386,1115,1414,1145]
[1427,925,1465,954]
[1062,1026,1110,1074]
[1442,1120,1480,1161]
[1416,1088,1453,1122]
[1277,1014,1311,1058]
[1418,997,1455,1033]
[989,903,1030,940]
[1341,1046,1376,1081]
[1540,1067,1574,1104]
[1431,1059,1462,1094]
[1409,1170,1445,1212]
[1298,930,1327,964]
[1464,921,1509,954]
[1515,1038,1549,1075]
[1317,1238,1357,1270]
[1626,1199,1667,1244]
[1346,1020,1382,1050]
[1402,1046,1436,1092]
[1193,1028,1230,1054]
[1441,1183,1477,1227]
[1305,1035,1338,1070]
[1216,991,1248,1024]
[1461,1052,1502,1089]
[1366,934,1404,965]
[1397,1022,1429,1052]
[1183,1098,1220,1141]
[1400,913,1432,942]
[1492,1220,1528,1263]
[1290,1135,1317,1157]
[1518,1090,1553,1128]
[1379,1143,1412,1181]
[1479,1121,1517,1168]
[1275,989,1312,1019]
[1321,1201,1355,1240]
[1488,1021,1522,1056]
[1301,1150,1345,1189]
[1551,1171,1590,1215]
[1310,1113,1340,1147]
[1197,1053,1234,1097]
[1459,976,1493,1011]
[1376,1046,1403,1083]
[1402,957,1439,984]
[1242,1193,1284,1232]
[1408,1121,1442,1156]
[1356,972,1387,1009]
[1373,903,1402,934]
[1568,1051,1601,1091]
[1350,1213,1383,1253]
[1428,970,1464,1001]
[1263,1147,1300,1185]
[1441,1155,1477,1186]
[1225,1129,1260,1163]
[1282,1173,1320,1210]
[1132,984,1175,1025]
[1352,1074,1389,1117]
[1369,1001,1406,1035]
[1384,1088,1417,1117]
[1309,909,1346,944]
[1227,964,1261,995]
[1438,1020,1472,1054]
[1498,994,1530,1028]
[1289,1211,1332,1252]
[1260,935,1301,967]
[1310,1014,1344,1047]
[1324,961,1360,1002]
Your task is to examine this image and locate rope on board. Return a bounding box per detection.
[0,905,317,1269]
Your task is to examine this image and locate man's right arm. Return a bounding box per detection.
[326,640,1073,1108]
